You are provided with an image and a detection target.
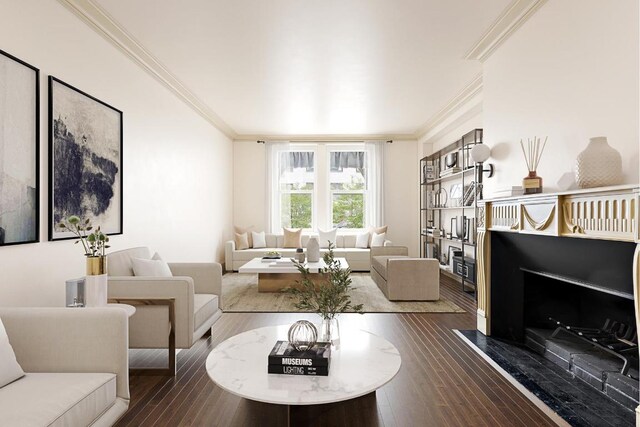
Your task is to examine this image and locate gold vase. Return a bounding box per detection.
[86,256,107,275]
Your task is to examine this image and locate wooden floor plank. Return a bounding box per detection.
[115,278,555,426]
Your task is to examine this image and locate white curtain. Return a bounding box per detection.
[265,141,290,233]
[365,140,384,227]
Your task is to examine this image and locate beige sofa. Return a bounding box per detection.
[0,307,129,426]
[225,234,391,272]
[370,246,440,301]
[107,247,222,350]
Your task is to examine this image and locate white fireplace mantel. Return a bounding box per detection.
[475,183,640,422]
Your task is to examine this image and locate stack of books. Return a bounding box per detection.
[268,341,331,376]
[491,186,524,198]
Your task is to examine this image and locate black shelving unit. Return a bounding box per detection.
[419,129,483,296]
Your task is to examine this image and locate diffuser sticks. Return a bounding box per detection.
[520,136,547,194]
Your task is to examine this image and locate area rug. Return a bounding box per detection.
[221,273,465,313]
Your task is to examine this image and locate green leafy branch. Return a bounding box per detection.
[58,215,110,257]
[285,243,363,319]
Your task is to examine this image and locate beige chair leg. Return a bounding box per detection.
[109,298,176,376]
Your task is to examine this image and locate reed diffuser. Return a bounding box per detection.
[519,136,547,194]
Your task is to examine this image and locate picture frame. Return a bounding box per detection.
[450,217,458,238]
[48,76,123,241]
[449,183,463,206]
[423,163,436,183]
[0,49,39,246]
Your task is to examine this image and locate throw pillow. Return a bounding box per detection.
[318,228,337,249]
[0,318,25,388]
[283,228,302,248]
[131,258,173,277]
[251,231,267,249]
[369,225,388,246]
[370,232,386,247]
[152,252,163,261]
[355,231,370,249]
[234,225,254,247]
[234,232,250,250]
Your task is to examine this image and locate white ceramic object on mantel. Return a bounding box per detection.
[306,236,320,262]
[575,136,623,189]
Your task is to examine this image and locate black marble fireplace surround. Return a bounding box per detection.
[486,232,639,417]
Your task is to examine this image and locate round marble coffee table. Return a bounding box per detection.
[206,325,401,409]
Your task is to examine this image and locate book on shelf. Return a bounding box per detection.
[439,167,461,177]
[267,364,329,376]
[268,340,331,367]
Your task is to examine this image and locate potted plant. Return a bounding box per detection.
[58,215,110,306]
[286,244,363,344]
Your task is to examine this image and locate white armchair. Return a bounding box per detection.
[0,307,129,426]
[107,247,223,374]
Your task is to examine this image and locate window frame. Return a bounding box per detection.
[327,145,368,232]
[273,145,317,231]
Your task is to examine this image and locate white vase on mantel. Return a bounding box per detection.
[574,136,623,189]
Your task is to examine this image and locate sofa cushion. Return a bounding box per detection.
[355,232,370,249]
[234,225,254,247]
[234,232,249,250]
[370,232,386,247]
[369,225,388,246]
[252,231,266,248]
[194,294,219,330]
[108,247,151,276]
[0,318,24,388]
[318,228,337,248]
[0,372,116,427]
[371,255,407,279]
[283,228,302,248]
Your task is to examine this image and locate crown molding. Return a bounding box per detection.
[414,73,483,141]
[464,0,548,62]
[233,133,417,142]
[57,0,237,139]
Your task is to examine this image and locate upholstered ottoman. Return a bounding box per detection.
[370,246,440,301]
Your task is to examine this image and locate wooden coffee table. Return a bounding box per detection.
[238,257,349,292]
[205,325,401,423]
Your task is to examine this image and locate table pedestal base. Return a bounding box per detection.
[284,391,377,426]
[258,273,327,293]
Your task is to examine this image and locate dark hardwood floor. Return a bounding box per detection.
[116,276,556,426]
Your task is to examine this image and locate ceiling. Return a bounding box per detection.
[95,0,510,137]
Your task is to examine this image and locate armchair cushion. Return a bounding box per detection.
[132,257,172,277]
[108,247,151,276]
[0,319,24,388]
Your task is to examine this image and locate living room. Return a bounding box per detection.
[0,0,638,426]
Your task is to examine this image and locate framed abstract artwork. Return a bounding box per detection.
[48,76,123,241]
[0,49,39,246]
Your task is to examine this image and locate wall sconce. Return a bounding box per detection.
[470,144,494,178]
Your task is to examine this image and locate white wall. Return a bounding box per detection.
[483,0,639,196]
[0,0,233,306]
[233,140,420,256]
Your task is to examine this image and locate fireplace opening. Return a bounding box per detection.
[523,269,639,410]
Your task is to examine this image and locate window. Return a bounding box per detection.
[268,142,382,232]
[276,150,315,229]
[329,150,366,229]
